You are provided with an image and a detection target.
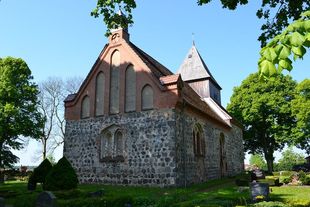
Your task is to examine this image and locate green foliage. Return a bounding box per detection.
[291,79,310,153]
[259,10,310,79]
[33,159,52,184]
[282,177,291,184]
[257,178,280,186]
[91,0,136,36]
[276,148,305,171]
[43,156,78,191]
[227,73,297,173]
[0,57,44,169]
[2,179,310,207]
[252,201,290,207]
[92,1,309,47]
[249,154,267,169]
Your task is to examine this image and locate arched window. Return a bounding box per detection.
[193,124,205,157]
[219,133,226,177]
[81,95,90,118]
[101,131,112,158]
[109,50,120,114]
[141,85,154,110]
[99,125,125,162]
[125,65,136,112]
[95,72,105,116]
[115,130,123,156]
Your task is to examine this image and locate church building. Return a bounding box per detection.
[63,26,244,187]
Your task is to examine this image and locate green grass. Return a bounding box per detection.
[0,177,310,207]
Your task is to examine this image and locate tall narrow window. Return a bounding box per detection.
[95,72,105,116]
[81,95,90,118]
[193,124,205,157]
[109,50,120,114]
[141,85,153,110]
[219,133,226,177]
[125,65,136,112]
[101,131,112,158]
[115,130,123,156]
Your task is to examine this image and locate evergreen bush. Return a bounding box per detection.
[27,172,36,191]
[33,158,52,184]
[43,156,78,191]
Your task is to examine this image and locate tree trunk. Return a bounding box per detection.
[43,139,47,160]
[264,151,274,174]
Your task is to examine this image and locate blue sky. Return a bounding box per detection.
[0,0,309,165]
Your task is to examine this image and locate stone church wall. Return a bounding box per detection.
[64,109,177,186]
[174,110,244,186]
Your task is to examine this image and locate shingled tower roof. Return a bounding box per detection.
[177,45,221,89]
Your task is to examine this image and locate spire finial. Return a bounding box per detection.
[192,32,195,46]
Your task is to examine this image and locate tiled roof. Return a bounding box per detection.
[129,42,173,78]
[64,93,77,102]
[159,74,180,85]
[177,45,221,89]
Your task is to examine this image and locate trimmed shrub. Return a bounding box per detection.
[43,156,78,191]
[33,158,52,183]
[27,172,37,191]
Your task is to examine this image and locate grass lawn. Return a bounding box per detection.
[0,177,309,207]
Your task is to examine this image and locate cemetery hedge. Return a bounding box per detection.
[1,174,310,207]
[43,157,78,191]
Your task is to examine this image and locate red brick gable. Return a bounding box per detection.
[64,29,236,129]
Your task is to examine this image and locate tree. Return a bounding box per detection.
[291,79,310,153]
[91,0,310,46]
[227,73,296,173]
[38,77,82,160]
[249,154,266,170]
[258,10,310,79]
[0,57,43,170]
[277,147,305,171]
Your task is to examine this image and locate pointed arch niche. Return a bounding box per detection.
[193,123,205,157]
[109,50,120,114]
[81,95,90,118]
[141,84,154,110]
[219,132,227,177]
[95,72,105,116]
[99,125,125,162]
[125,65,136,112]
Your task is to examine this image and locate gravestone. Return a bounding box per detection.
[36,191,57,207]
[250,182,269,202]
[0,197,4,207]
[251,169,265,181]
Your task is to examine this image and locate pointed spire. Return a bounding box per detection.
[177,45,221,89]
[192,32,195,46]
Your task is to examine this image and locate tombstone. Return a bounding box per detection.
[36,191,57,207]
[0,197,5,207]
[251,169,265,181]
[250,182,269,202]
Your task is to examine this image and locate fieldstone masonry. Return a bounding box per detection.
[64,109,243,187]
[64,109,177,186]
